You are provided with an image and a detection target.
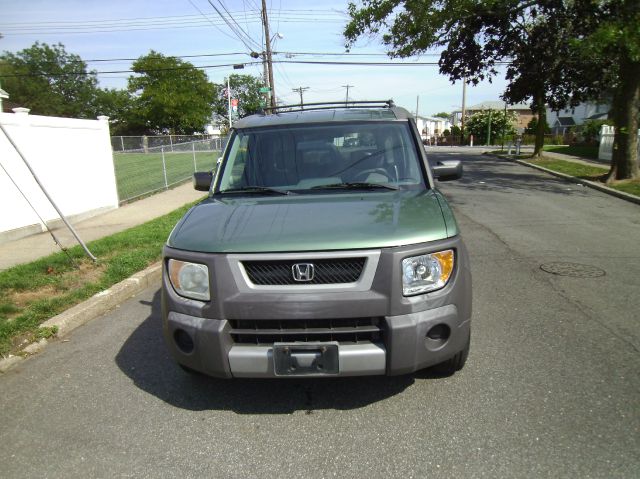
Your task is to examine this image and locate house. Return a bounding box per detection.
[452,101,533,132]
[415,115,452,139]
[546,101,609,133]
[550,117,576,135]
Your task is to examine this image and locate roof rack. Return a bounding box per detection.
[263,99,396,114]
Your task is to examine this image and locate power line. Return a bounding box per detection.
[0,58,513,78]
[206,0,262,51]
[185,0,243,44]
[215,0,262,50]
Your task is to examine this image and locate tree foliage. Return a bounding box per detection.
[344,0,639,180]
[344,1,573,157]
[127,51,215,135]
[465,110,517,144]
[0,42,98,118]
[567,0,639,180]
[89,88,133,135]
[432,111,450,119]
[525,117,551,135]
[212,74,265,121]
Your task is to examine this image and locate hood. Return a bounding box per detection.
[168,189,450,253]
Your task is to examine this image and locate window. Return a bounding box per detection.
[217,122,425,192]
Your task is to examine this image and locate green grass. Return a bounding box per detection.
[529,158,607,177]
[0,201,196,357]
[527,158,640,197]
[113,150,219,202]
[542,145,600,159]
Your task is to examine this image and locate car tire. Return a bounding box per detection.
[431,329,470,375]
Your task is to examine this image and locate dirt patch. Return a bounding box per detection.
[6,261,106,313]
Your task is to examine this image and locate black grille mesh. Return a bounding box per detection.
[229,317,383,344]
[243,258,366,285]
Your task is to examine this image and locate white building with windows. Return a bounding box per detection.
[415,115,452,140]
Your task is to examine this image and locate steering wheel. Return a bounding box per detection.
[350,168,390,182]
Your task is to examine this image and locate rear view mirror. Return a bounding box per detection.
[433,160,463,181]
[193,171,213,191]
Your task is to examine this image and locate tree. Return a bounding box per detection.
[465,110,517,145]
[212,74,265,122]
[127,51,215,135]
[433,112,450,119]
[525,117,551,135]
[567,0,639,181]
[89,88,134,135]
[345,0,639,182]
[0,42,98,118]
[344,1,575,157]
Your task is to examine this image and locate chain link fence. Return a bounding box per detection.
[111,134,225,152]
[112,136,227,204]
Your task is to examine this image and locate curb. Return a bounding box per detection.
[0,262,162,373]
[497,155,640,206]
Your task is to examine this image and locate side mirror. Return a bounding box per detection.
[193,171,213,191]
[433,160,463,181]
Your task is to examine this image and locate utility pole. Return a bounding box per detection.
[261,0,276,108]
[342,84,354,106]
[292,87,309,108]
[227,76,232,129]
[460,76,467,146]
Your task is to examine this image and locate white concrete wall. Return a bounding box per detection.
[0,109,118,240]
[599,125,640,161]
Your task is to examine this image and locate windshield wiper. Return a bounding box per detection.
[310,182,398,191]
[219,186,291,195]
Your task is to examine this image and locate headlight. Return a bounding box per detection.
[168,260,210,301]
[402,250,454,296]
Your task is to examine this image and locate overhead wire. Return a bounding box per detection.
[185,0,244,43]
[206,0,260,51]
[218,0,261,50]
[0,58,512,79]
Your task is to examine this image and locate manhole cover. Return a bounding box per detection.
[540,262,606,278]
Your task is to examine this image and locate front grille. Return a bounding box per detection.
[229,317,383,344]
[242,258,366,285]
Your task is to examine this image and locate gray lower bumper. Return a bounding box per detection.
[229,343,386,378]
[164,304,470,378]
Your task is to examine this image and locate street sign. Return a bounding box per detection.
[259,87,271,93]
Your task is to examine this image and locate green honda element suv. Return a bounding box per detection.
[162,100,471,378]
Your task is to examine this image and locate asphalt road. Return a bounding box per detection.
[1,149,639,478]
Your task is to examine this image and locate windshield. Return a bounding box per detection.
[216,122,426,193]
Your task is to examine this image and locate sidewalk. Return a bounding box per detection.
[0,183,204,271]
[539,150,609,169]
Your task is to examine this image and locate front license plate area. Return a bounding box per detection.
[273,342,339,376]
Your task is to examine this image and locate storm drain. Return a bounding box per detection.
[540,262,606,278]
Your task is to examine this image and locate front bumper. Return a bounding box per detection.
[162,238,471,378]
[164,307,470,378]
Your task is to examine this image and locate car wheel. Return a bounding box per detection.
[431,329,470,375]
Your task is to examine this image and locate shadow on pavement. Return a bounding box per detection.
[115,290,418,413]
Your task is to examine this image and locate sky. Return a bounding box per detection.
[0,0,511,117]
